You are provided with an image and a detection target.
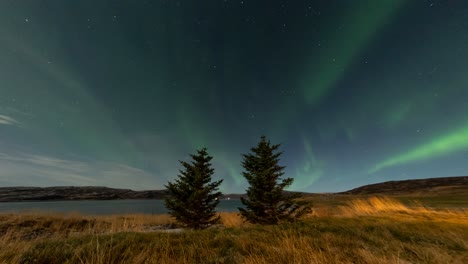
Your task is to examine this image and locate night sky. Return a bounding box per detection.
[1,0,467,193]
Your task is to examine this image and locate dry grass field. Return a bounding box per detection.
[0,197,467,263]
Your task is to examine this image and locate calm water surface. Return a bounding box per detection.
[0,199,243,215]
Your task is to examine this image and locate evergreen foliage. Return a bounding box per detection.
[239,136,311,224]
[164,148,223,229]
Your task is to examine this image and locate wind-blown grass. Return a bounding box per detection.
[0,197,467,263]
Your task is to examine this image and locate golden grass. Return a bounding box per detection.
[337,196,468,225]
[339,196,412,215]
[0,197,467,264]
[219,212,245,228]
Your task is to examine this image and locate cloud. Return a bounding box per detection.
[0,115,19,126]
[0,153,164,190]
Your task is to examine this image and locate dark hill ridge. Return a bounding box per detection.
[342,176,468,195]
[0,186,167,202]
[1,176,467,202]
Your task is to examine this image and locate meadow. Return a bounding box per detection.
[0,197,467,264]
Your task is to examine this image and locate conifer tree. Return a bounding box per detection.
[239,136,311,224]
[164,148,223,229]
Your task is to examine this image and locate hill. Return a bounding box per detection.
[342,176,468,195]
[1,176,467,202]
[0,186,167,202]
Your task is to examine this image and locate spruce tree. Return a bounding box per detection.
[164,148,223,229]
[239,136,311,224]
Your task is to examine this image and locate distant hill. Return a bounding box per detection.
[342,176,468,195]
[0,186,242,202]
[1,176,467,202]
[0,186,167,202]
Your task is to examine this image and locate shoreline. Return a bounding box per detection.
[1,197,467,263]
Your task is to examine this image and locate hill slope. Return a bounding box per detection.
[0,186,166,202]
[342,176,468,195]
[1,176,467,202]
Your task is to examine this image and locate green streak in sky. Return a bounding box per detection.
[301,0,405,105]
[290,135,323,190]
[344,126,357,142]
[386,102,413,128]
[177,106,208,149]
[369,125,468,173]
[223,162,244,193]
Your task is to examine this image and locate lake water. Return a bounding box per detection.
[0,199,244,215]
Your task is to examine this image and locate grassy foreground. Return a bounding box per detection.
[0,197,467,264]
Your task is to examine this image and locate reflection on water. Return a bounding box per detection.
[0,199,243,215]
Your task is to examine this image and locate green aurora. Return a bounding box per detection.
[370,125,468,174]
[0,0,467,192]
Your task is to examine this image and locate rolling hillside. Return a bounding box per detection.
[342,176,468,195]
